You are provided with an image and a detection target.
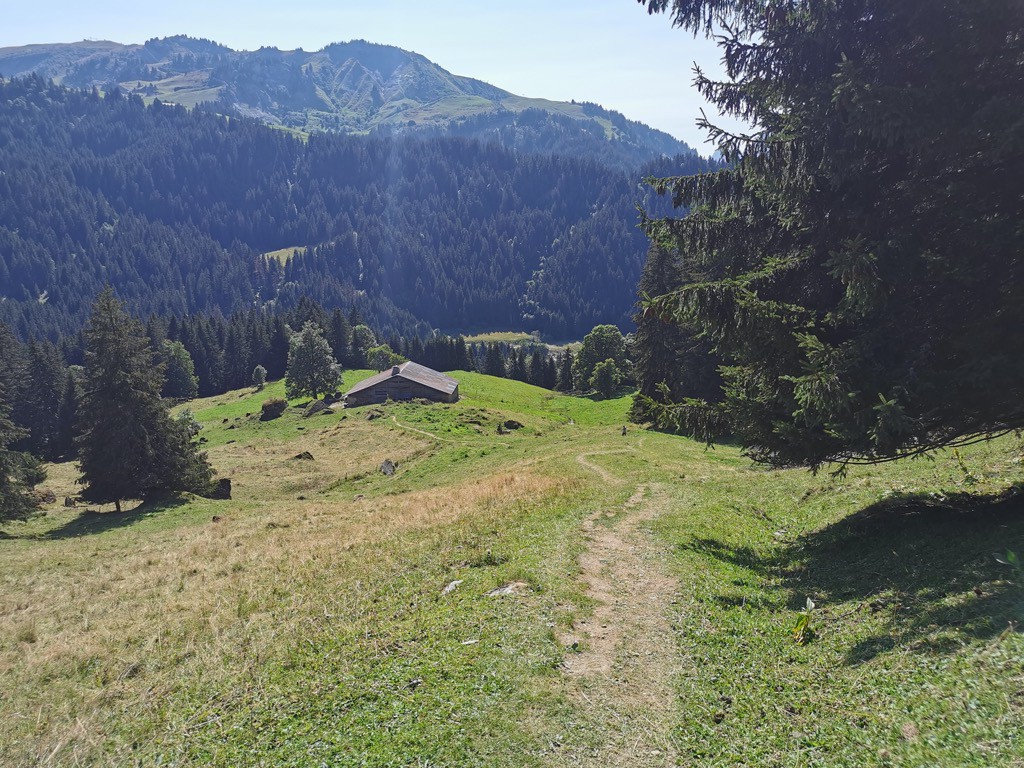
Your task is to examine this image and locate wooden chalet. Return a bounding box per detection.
[345,361,459,407]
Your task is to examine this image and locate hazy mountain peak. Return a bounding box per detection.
[0,35,693,168]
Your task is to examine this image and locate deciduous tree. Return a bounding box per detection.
[285,321,341,400]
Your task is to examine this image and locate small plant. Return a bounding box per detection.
[952,449,980,486]
[260,397,287,421]
[792,597,816,645]
[995,550,1022,583]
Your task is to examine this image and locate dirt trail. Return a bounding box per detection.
[555,453,682,766]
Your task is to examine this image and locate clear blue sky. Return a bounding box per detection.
[2,0,740,151]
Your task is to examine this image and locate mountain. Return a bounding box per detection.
[0,36,694,170]
[0,77,716,342]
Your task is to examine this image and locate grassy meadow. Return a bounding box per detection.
[0,372,1021,766]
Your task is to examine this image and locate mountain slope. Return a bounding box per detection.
[0,77,714,341]
[0,36,693,169]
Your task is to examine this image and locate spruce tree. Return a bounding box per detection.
[483,344,507,378]
[76,288,212,512]
[327,309,352,364]
[630,243,721,426]
[22,340,66,460]
[640,0,1024,467]
[557,350,574,391]
[0,385,43,523]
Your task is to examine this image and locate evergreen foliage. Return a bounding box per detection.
[284,322,342,400]
[630,243,721,426]
[0,386,43,523]
[0,76,714,342]
[640,0,1024,467]
[21,340,66,460]
[76,288,212,510]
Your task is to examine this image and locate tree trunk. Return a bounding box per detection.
[115,499,121,514]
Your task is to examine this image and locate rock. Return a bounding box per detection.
[486,581,529,597]
[366,408,384,421]
[63,496,77,508]
[353,494,365,501]
[380,459,397,476]
[206,478,232,500]
[292,451,314,461]
[441,579,464,595]
[211,515,222,523]
[405,678,423,691]
[503,419,523,430]
[260,398,287,421]
[304,399,331,417]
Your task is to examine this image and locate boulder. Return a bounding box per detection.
[260,397,287,421]
[304,399,331,417]
[291,451,314,461]
[380,459,397,476]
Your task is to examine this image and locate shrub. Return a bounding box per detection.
[252,364,267,390]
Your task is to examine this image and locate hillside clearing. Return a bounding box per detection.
[1,373,1021,766]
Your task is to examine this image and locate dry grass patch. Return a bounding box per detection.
[0,455,574,766]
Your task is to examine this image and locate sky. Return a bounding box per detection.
[1,0,740,151]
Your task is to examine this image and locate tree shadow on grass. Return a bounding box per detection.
[684,483,1024,663]
[39,495,190,540]
[789,483,1023,663]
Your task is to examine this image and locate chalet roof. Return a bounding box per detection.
[345,361,459,398]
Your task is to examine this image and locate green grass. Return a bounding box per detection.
[261,245,307,264]
[1,372,1021,766]
[645,440,1024,766]
[461,331,539,344]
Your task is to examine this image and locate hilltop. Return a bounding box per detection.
[1,372,1021,765]
[0,36,693,170]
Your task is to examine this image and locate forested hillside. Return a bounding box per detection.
[0,76,713,341]
[0,36,692,170]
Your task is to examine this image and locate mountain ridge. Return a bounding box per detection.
[0,35,694,169]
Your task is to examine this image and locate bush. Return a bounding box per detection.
[252,364,267,390]
[260,397,287,421]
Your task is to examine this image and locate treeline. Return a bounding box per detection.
[0,75,716,342]
[0,295,631,469]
